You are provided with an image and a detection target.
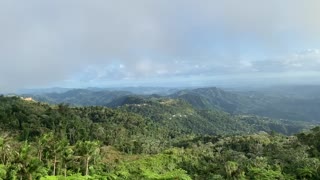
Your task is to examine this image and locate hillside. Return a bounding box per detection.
[171,87,320,122]
[114,96,311,135]
[0,96,167,150]
[0,96,320,179]
[0,96,310,140]
[20,86,320,122]
[23,89,132,106]
[170,87,254,113]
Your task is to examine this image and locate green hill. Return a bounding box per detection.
[170,87,252,113]
[117,97,311,136]
[0,95,320,179]
[23,89,132,106]
[171,87,320,122]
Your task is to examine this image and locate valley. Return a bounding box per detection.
[0,85,318,179]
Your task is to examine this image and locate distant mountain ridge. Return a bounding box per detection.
[20,86,320,122]
[17,87,74,94]
[170,87,253,113]
[19,86,180,95]
[171,87,320,122]
[23,89,132,106]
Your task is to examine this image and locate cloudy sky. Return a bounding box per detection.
[1,0,320,92]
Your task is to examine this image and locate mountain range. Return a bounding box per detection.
[20,85,320,123]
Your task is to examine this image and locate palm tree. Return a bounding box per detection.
[0,135,13,166]
[12,141,40,180]
[75,141,100,176]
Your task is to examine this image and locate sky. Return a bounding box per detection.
[1,0,320,92]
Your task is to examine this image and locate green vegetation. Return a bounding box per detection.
[25,86,320,122]
[0,95,319,179]
[172,87,320,122]
[24,89,132,106]
[118,97,311,135]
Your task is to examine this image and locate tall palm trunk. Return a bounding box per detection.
[53,155,56,176]
[85,156,90,176]
[64,164,67,177]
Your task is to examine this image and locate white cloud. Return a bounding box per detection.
[1,0,320,90]
[283,49,320,70]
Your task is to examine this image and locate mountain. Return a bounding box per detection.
[171,86,320,122]
[20,86,320,122]
[248,85,320,99]
[0,95,310,138]
[106,95,148,107]
[235,86,320,122]
[22,89,132,106]
[170,87,254,113]
[19,86,180,96]
[17,87,74,94]
[104,86,181,95]
[116,97,311,135]
[1,95,320,179]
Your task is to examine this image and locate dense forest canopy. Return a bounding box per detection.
[0,95,320,179]
[23,86,320,122]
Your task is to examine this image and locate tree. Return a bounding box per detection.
[60,145,74,177]
[0,164,6,180]
[75,141,100,176]
[0,135,13,166]
[11,141,43,180]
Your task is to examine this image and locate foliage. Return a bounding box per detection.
[0,96,320,179]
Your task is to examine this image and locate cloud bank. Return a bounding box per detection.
[1,0,320,91]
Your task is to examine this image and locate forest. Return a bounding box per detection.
[2,0,320,179]
[25,86,320,122]
[0,95,320,179]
